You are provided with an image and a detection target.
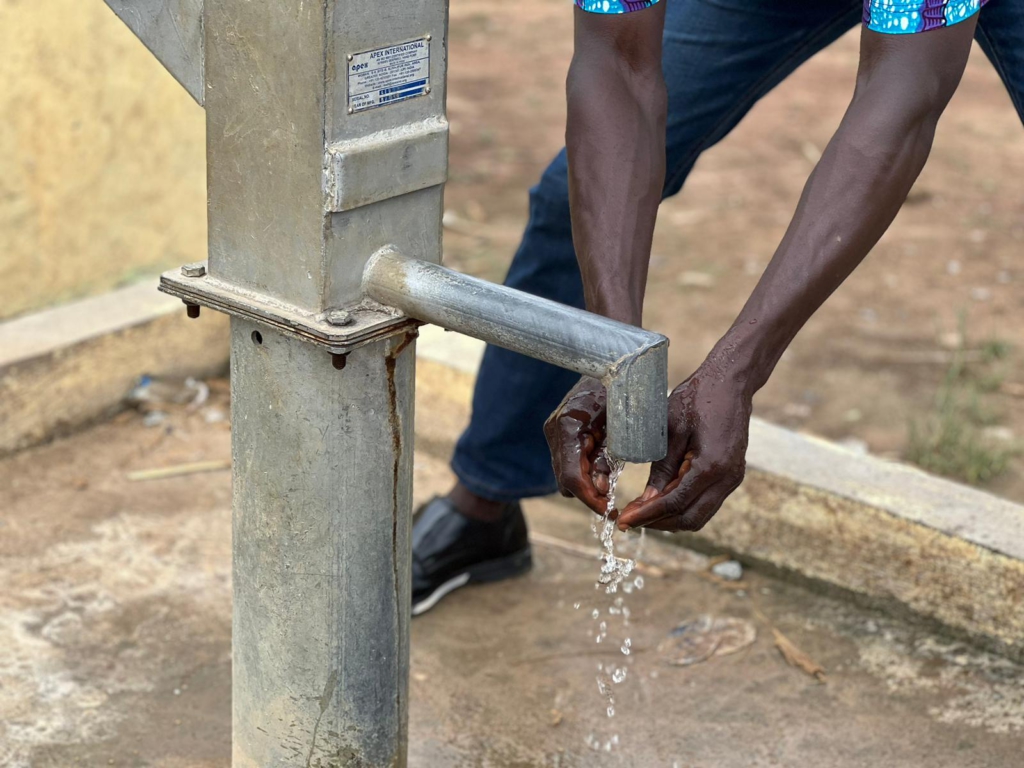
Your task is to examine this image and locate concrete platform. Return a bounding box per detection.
[1,384,1022,767]
[0,279,229,456]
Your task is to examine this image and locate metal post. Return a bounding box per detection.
[199,2,443,765]
[231,320,415,767]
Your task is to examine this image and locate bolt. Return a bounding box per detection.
[326,309,353,327]
[347,53,354,61]
[185,302,201,319]
[425,34,432,41]
[424,86,431,95]
[181,262,206,278]
[331,353,348,371]
[348,107,354,115]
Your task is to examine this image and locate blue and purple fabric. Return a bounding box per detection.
[574,1,660,13]
[575,0,989,35]
[863,0,989,33]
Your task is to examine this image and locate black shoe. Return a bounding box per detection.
[411,496,532,616]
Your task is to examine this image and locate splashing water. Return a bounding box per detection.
[593,457,634,594]
[581,449,647,754]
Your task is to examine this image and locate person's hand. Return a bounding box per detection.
[617,363,752,532]
[543,376,617,516]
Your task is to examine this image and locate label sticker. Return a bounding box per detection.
[347,38,430,114]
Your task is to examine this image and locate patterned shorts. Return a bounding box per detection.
[574,0,988,35]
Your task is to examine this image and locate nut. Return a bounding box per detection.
[181,262,207,278]
[326,309,353,327]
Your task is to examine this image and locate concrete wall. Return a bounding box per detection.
[0,0,207,321]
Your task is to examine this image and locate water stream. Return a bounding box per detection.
[578,451,646,754]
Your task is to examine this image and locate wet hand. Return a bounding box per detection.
[543,376,617,516]
[617,364,752,532]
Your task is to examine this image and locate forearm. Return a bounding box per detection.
[711,25,974,395]
[566,6,667,326]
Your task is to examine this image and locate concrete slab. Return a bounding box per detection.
[1,386,1022,767]
[0,279,229,455]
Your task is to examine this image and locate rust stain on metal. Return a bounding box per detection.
[383,329,416,743]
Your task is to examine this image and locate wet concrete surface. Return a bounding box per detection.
[1,403,1022,767]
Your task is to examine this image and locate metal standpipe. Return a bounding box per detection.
[231,321,416,767]
[100,0,669,765]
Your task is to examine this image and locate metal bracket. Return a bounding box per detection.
[103,0,205,106]
[159,263,419,354]
[324,117,449,212]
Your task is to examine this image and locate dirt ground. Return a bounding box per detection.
[443,0,1024,501]
[2,388,1023,767]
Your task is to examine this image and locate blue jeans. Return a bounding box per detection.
[452,0,1024,503]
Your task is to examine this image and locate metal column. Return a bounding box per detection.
[199,2,442,764]
[100,1,669,766]
[232,321,415,766]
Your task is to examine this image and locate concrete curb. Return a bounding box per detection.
[0,280,229,455]
[4,287,1021,659]
[414,325,1024,661]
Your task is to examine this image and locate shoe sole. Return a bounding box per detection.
[411,547,532,617]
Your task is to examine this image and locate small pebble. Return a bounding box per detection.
[711,560,743,581]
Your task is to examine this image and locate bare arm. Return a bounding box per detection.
[618,20,978,530]
[544,4,668,513]
[566,4,667,326]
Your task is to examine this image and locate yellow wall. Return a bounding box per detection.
[0,0,207,321]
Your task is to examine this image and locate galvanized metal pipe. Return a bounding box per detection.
[231,319,415,767]
[364,247,668,462]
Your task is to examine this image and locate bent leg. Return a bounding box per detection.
[975,0,1024,123]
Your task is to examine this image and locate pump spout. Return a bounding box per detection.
[363,247,668,463]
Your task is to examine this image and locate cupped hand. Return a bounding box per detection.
[617,364,752,532]
[543,376,617,516]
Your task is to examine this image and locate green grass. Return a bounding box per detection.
[905,317,1017,486]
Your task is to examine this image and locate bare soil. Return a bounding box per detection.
[444,0,1024,501]
[2,396,1022,766]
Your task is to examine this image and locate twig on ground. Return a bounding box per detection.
[771,628,827,682]
[126,459,231,481]
[752,605,827,683]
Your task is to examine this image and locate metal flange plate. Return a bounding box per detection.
[160,264,420,354]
